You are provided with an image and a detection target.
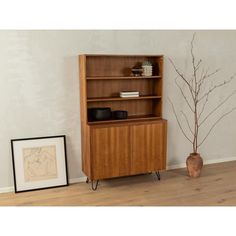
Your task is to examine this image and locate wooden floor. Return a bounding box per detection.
[1,161,236,206]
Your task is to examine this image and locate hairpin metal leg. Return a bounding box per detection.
[86,177,89,184]
[91,180,99,191]
[155,171,161,181]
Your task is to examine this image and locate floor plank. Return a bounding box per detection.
[1,161,236,206]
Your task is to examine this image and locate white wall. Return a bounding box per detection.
[0,30,236,190]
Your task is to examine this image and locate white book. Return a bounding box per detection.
[120,91,139,95]
[120,90,139,93]
[120,93,139,95]
[120,94,140,98]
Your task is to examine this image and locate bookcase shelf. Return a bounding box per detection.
[88,114,161,125]
[88,115,161,125]
[87,95,162,102]
[86,75,161,80]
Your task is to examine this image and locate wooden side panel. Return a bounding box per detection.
[79,55,92,178]
[130,120,167,174]
[91,126,130,180]
[153,56,163,117]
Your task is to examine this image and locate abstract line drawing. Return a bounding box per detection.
[23,145,58,182]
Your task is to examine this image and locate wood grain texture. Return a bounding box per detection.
[131,121,167,174]
[87,76,161,80]
[91,126,130,179]
[87,96,162,102]
[1,161,236,206]
[88,115,162,125]
[79,55,92,177]
[89,120,167,179]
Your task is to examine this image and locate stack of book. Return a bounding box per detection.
[120,91,140,98]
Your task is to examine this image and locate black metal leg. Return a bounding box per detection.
[91,180,99,191]
[86,177,89,184]
[155,171,161,181]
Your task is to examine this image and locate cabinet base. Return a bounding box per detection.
[155,171,161,181]
[86,177,99,191]
[85,171,161,191]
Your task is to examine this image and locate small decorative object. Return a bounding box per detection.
[169,33,236,178]
[11,135,68,193]
[112,110,128,119]
[142,61,153,76]
[131,66,143,76]
[88,107,111,121]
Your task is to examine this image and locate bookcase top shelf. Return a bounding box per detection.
[82,54,164,57]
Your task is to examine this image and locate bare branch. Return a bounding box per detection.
[198,106,236,148]
[200,67,206,81]
[197,68,220,97]
[197,67,207,93]
[189,75,195,89]
[190,33,198,98]
[199,89,236,127]
[195,59,202,71]
[204,68,220,79]
[169,58,195,101]
[169,58,191,86]
[198,88,210,120]
[169,33,236,154]
[181,110,194,135]
[200,67,210,83]
[199,74,235,102]
[191,33,196,67]
[175,77,194,112]
[168,97,193,144]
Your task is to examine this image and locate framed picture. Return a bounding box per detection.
[11,135,69,193]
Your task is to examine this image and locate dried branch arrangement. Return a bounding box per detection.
[169,33,236,154]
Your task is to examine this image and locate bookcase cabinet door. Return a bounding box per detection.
[130,122,167,174]
[91,125,130,180]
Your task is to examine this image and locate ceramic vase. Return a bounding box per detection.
[186,153,203,177]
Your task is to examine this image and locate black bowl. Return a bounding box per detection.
[88,107,111,121]
[112,110,128,119]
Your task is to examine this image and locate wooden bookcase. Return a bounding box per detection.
[79,55,167,189]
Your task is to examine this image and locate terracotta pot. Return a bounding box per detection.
[186,153,203,177]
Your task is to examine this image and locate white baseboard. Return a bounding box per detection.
[167,156,236,170]
[1,156,236,194]
[69,176,87,184]
[0,186,14,194]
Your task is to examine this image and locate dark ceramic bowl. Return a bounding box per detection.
[88,107,111,121]
[112,110,128,119]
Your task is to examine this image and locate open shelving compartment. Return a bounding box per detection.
[85,55,164,125]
